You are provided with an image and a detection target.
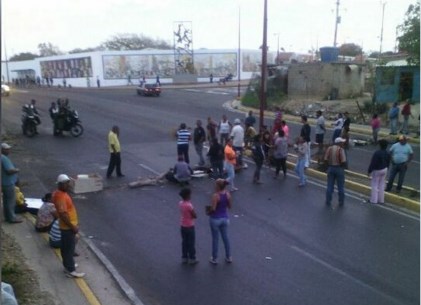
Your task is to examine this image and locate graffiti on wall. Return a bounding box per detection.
[194,53,237,77]
[40,57,92,78]
[102,54,175,79]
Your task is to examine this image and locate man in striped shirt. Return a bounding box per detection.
[177,123,191,164]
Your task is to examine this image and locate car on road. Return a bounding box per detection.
[1,83,10,96]
[136,83,161,97]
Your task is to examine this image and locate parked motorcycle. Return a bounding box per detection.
[53,109,84,137]
[21,104,41,137]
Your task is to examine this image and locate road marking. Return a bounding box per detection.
[290,245,403,304]
[138,163,161,175]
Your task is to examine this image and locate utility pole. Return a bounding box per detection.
[259,0,268,133]
[333,0,340,47]
[379,2,387,59]
[237,6,241,99]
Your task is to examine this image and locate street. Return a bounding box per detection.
[1,86,419,305]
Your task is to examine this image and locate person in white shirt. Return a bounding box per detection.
[230,118,245,168]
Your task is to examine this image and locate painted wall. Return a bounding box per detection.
[2,49,275,88]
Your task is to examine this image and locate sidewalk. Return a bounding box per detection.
[2,214,134,305]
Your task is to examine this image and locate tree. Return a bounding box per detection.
[338,43,363,57]
[68,46,104,54]
[397,2,420,65]
[9,52,39,61]
[101,33,172,51]
[38,42,63,57]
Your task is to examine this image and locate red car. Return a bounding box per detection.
[136,83,161,97]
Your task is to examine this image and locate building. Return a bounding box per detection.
[1,49,275,88]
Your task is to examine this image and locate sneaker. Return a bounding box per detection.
[209,257,218,265]
[188,259,199,265]
[65,271,85,278]
[230,187,239,192]
[225,257,233,263]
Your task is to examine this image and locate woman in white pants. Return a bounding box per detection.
[367,139,390,204]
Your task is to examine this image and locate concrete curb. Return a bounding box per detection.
[284,160,420,213]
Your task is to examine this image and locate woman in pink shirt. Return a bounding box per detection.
[179,188,198,265]
[371,114,381,145]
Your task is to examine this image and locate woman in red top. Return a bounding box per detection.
[371,114,381,145]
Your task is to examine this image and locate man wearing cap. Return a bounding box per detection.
[1,143,22,223]
[52,174,85,278]
[385,135,413,193]
[230,118,245,168]
[324,137,347,207]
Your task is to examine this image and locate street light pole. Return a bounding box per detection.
[237,6,241,99]
[333,0,340,47]
[274,33,280,65]
[259,0,268,133]
[379,2,387,60]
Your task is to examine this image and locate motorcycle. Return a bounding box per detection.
[53,109,84,137]
[21,105,41,137]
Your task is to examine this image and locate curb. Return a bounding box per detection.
[283,161,420,213]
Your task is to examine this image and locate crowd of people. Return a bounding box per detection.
[2,101,416,273]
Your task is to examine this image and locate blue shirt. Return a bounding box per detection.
[1,155,18,186]
[390,142,413,164]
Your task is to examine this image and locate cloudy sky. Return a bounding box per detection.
[1,0,415,59]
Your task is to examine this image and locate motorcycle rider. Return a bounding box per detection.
[22,99,41,135]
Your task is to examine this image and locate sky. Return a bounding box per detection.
[1,0,416,60]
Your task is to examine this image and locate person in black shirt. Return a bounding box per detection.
[193,120,206,166]
[207,138,224,179]
[367,139,390,204]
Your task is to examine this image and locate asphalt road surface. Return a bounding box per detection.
[2,86,419,305]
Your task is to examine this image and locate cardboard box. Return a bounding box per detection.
[71,174,103,194]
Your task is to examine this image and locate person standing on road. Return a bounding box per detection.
[331,113,344,143]
[218,115,232,147]
[207,138,224,179]
[388,102,399,135]
[245,110,256,129]
[106,125,124,178]
[315,110,326,164]
[385,135,413,193]
[273,129,288,178]
[400,99,412,135]
[324,137,347,207]
[251,135,265,184]
[294,136,307,187]
[193,120,206,166]
[224,138,238,192]
[371,114,381,145]
[231,118,245,168]
[300,115,311,168]
[1,143,22,223]
[178,188,198,265]
[176,123,191,164]
[52,174,85,278]
[208,179,233,265]
[206,116,218,143]
[368,139,390,204]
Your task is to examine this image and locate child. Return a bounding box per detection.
[15,180,28,214]
[294,136,307,187]
[178,188,198,265]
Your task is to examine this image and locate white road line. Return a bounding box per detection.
[290,245,403,305]
[138,163,160,175]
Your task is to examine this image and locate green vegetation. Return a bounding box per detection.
[241,76,287,110]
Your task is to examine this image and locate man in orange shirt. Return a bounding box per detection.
[224,138,238,192]
[52,174,85,278]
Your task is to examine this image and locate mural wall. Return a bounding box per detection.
[40,57,93,78]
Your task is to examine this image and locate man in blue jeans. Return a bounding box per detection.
[324,138,347,207]
[385,135,413,193]
[1,143,22,223]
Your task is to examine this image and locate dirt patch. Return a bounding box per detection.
[1,229,56,305]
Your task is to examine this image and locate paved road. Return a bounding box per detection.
[2,86,419,305]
